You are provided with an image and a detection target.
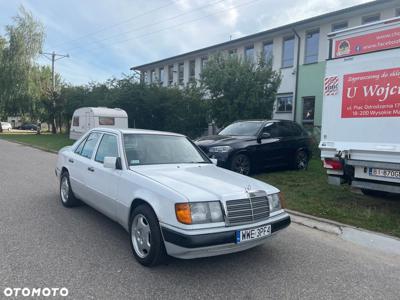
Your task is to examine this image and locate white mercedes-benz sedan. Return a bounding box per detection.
[55,128,290,266]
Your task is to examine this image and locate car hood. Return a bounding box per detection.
[130,164,279,202]
[195,135,255,147]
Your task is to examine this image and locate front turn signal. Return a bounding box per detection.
[175,203,192,224]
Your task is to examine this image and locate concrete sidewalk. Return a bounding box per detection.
[288,209,400,256]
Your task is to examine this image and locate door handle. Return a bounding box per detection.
[68,158,74,163]
[87,167,95,172]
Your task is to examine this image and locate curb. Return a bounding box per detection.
[287,209,400,256]
[0,138,58,154]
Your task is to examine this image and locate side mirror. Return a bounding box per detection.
[260,132,271,139]
[103,157,122,170]
[210,158,218,165]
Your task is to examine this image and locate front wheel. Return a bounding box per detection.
[230,153,251,176]
[60,171,80,207]
[129,204,166,267]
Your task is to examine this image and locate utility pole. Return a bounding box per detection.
[40,51,69,133]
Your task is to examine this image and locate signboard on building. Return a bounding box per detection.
[341,67,400,118]
[335,26,400,58]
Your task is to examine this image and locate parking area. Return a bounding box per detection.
[1,139,400,299]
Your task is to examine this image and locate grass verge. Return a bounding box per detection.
[0,132,73,152]
[256,159,400,238]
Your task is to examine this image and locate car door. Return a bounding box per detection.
[273,122,297,165]
[256,123,285,167]
[84,133,121,220]
[69,132,102,201]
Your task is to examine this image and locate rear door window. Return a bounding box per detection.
[79,132,101,159]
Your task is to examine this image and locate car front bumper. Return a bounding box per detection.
[161,212,290,259]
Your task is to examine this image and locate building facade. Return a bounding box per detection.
[132,0,400,131]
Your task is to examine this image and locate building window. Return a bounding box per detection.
[263,41,273,63]
[304,29,319,64]
[150,69,155,83]
[178,63,184,85]
[168,65,174,85]
[159,68,164,85]
[244,45,255,62]
[332,21,348,32]
[362,13,380,24]
[189,60,195,82]
[396,8,400,17]
[276,94,293,113]
[282,36,294,68]
[302,97,315,124]
[201,57,208,72]
[228,49,237,57]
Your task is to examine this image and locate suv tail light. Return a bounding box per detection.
[323,158,343,170]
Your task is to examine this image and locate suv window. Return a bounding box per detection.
[263,123,280,138]
[290,122,303,136]
[95,134,119,163]
[278,122,295,137]
[80,132,101,159]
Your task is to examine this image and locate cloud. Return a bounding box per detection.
[1,0,373,85]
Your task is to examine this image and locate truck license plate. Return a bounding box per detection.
[369,168,400,179]
[236,224,271,243]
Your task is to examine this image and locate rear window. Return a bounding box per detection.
[73,116,79,126]
[99,117,115,126]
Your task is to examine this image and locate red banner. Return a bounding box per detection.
[335,26,400,58]
[341,67,400,118]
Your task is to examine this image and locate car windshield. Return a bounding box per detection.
[219,121,263,136]
[124,134,209,166]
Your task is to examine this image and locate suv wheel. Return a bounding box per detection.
[294,149,309,170]
[129,204,166,267]
[231,153,251,176]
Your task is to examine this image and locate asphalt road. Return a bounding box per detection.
[0,139,399,300]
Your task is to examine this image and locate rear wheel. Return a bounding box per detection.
[129,204,166,267]
[293,149,309,170]
[60,171,80,207]
[230,153,251,176]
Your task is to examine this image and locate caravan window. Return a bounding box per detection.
[99,117,115,126]
[73,116,79,126]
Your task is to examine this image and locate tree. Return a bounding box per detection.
[200,52,281,127]
[0,6,44,127]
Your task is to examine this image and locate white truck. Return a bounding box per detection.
[320,17,400,196]
[69,107,128,140]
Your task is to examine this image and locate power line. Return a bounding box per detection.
[52,1,175,49]
[68,0,263,54]
[62,0,227,52]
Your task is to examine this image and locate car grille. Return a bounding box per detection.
[225,194,270,225]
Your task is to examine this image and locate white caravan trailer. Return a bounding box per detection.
[320,17,400,195]
[69,107,128,140]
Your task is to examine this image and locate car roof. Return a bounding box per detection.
[91,127,184,137]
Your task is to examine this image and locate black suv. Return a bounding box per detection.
[195,120,312,175]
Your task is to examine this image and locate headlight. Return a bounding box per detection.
[175,201,224,224]
[268,193,282,212]
[209,146,232,153]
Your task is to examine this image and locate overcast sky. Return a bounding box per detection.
[0,0,372,85]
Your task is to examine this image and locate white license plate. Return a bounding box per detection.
[369,168,400,179]
[236,224,271,243]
